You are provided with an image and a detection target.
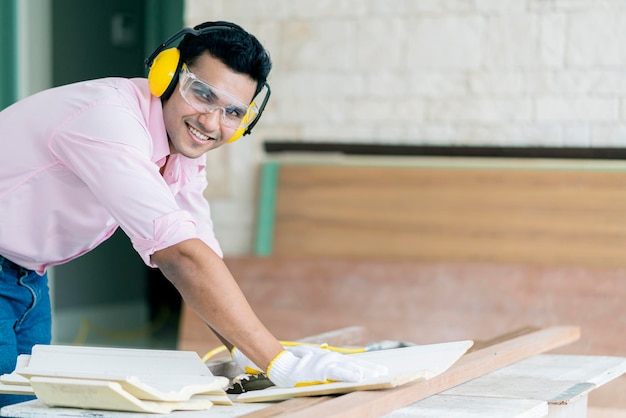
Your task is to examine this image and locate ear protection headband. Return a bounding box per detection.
[144,23,271,143]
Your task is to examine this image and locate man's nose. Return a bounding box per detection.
[198,107,223,130]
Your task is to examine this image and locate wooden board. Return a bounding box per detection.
[240,326,580,417]
[0,355,32,388]
[487,354,626,387]
[237,340,473,403]
[1,399,272,417]
[24,345,212,378]
[380,395,548,418]
[20,372,229,403]
[262,160,626,267]
[438,354,626,416]
[28,377,214,414]
[178,258,625,358]
[7,328,623,418]
[6,352,624,418]
[6,344,231,413]
[443,375,595,404]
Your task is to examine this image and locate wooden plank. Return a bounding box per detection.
[24,345,212,378]
[382,395,548,418]
[253,325,580,418]
[179,257,624,358]
[239,397,334,418]
[28,377,214,414]
[440,353,626,417]
[470,326,541,352]
[252,395,549,418]
[15,345,229,405]
[443,375,595,404]
[236,340,473,403]
[1,399,271,417]
[270,163,626,267]
[488,354,626,387]
[497,354,626,413]
[237,327,564,418]
[217,258,624,356]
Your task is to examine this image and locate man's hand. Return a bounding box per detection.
[231,347,263,374]
[267,345,389,387]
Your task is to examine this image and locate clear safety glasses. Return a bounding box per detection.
[178,65,259,130]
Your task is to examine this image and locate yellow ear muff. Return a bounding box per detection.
[147,48,181,97]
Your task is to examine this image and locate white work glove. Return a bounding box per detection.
[231,347,263,374]
[230,344,342,375]
[267,345,389,388]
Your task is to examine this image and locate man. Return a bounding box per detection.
[0,21,386,406]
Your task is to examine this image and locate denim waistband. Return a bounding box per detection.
[0,254,30,274]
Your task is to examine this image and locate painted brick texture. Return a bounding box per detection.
[184,0,626,253]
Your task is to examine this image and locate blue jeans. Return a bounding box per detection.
[0,255,51,408]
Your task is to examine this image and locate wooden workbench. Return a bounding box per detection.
[3,352,625,417]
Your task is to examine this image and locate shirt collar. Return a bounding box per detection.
[149,96,170,167]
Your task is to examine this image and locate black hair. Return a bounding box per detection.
[178,21,272,96]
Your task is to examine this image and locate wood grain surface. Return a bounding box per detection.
[271,164,626,267]
[240,326,580,418]
[178,257,625,358]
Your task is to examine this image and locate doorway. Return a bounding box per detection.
[49,0,183,348]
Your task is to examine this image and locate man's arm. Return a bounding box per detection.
[151,238,282,371]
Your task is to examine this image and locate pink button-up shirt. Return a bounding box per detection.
[0,77,222,274]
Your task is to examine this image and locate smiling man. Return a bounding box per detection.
[0,21,387,407]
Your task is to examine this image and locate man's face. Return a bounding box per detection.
[162,52,257,158]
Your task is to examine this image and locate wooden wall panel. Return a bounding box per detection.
[177,257,626,408]
[178,257,626,357]
[270,164,626,267]
[180,159,626,410]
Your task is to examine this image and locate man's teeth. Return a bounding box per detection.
[189,125,210,141]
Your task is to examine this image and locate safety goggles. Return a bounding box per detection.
[178,65,259,130]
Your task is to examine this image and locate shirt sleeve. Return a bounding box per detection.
[48,102,204,266]
[171,160,224,258]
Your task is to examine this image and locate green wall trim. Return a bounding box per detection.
[144,0,184,75]
[255,162,280,256]
[0,0,17,109]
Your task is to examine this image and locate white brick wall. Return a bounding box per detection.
[185,0,626,254]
